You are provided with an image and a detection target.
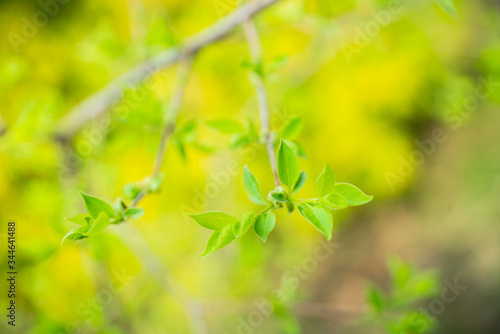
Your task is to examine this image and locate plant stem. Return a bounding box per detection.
[242,19,280,187]
[54,0,280,139]
[132,54,194,206]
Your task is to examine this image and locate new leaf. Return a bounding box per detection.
[200,225,237,257]
[292,172,307,195]
[233,211,255,237]
[189,211,239,230]
[254,212,276,242]
[80,192,116,219]
[277,139,300,187]
[242,165,267,205]
[316,164,336,197]
[83,212,111,236]
[333,183,373,206]
[297,203,333,240]
[61,226,90,244]
[124,207,145,220]
[65,214,92,226]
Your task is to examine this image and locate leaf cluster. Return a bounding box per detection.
[190,139,373,256]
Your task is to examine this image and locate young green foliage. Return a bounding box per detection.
[316,164,336,197]
[189,211,256,257]
[191,135,373,256]
[81,192,115,219]
[360,258,439,334]
[62,192,146,244]
[297,203,333,240]
[243,165,267,205]
[277,139,300,187]
[292,171,306,195]
[254,211,276,242]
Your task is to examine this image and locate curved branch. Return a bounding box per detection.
[55,0,279,139]
[243,19,280,187]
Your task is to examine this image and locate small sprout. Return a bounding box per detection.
[269,186,287,202]
[123,183,141,201]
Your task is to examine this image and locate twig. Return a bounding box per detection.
[55,0,279,139]
[242,19,280,187]
[132,54,194,206]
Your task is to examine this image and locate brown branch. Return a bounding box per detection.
[242,19,280,187]
[55,0,280,139]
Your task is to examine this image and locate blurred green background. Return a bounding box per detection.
[1,0,500,333]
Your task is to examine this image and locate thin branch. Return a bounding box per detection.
[242,19,280,187]
[55,0,279,139]
[132,54,194,206]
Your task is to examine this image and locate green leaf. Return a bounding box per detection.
[254,212,276,242]
[281,116,303,140]
[333,183,373,206]
[65,214,92,226]
[176,119,197,140]
[283,140,307,159]
[322,193,347,210]
[200,225,237,257]
[61,226,90,244]
[188,211,239,230]
[233,211,255,237]
[205,118,245,134]
[316,164,336,197]
[230,133,251,149]
[435,0,457,17]
[241,59,265,77]
[277,139,300,187]
[297,203,333,240]
[286,201,294,214]
[292,172,306,195]
[145,173,164,193]
[367,285,385,313]
[242,165,267,205]
[123,183,141,200]
[83,212,111,236]
[80,192,116,219]
[270,191,287,202]
[124,207,145,220]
